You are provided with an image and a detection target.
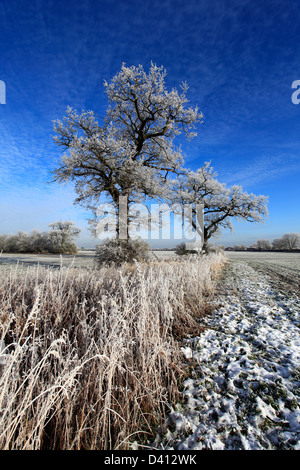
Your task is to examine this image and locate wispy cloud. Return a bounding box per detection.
[218,153,300,189]
[0,0,299,245]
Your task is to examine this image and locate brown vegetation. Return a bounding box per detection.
[0,253,226,450]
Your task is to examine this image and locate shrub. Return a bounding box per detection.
[175,242,198,256]
[205,243,224,254]
[95,238,151,267]
[0,221,80,255]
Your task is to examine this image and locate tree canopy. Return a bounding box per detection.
[52,63,268,249]
[170,162,268,250]
[0,221,81,254]
[52,63,202,238]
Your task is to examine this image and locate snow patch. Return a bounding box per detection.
[151,262,300,450]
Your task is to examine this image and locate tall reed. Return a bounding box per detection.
[0,252,226,449]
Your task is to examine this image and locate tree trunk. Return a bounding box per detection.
[118,195,129,240]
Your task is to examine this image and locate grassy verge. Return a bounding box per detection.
[0,252,226,450]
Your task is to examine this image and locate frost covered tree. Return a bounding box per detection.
[281,233,300,251]
[47,221,81,254]
[170,162,268,251]
[272,237,286,251]
[235,244,247,251]
[272,233,300,251]
[0,234,7,251]
[252,239,272,251]
[0,223,81,254]
[52,63,201,239]
[5,231,29,253]
[27,230,46,253]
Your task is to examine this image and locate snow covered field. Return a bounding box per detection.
[1,250,299,449]
[0,251,96,270]
[0,250,175,271]
[151,257,300,450]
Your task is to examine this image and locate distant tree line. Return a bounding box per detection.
[0,221,81,254]
[226,233,300,252]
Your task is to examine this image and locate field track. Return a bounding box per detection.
[152,253,300,450]
[226,252,300,295]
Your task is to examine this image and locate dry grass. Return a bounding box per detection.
[0,252,226,450]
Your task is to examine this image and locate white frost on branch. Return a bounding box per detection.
[170,162,268,247]
[52,63,202,236]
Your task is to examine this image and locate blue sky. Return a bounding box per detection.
[0,0,300,248]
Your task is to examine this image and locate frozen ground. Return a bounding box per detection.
[225,251,300,296]
[0,251,96,271]
[151,259,300,450]
[0,250,175,271]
